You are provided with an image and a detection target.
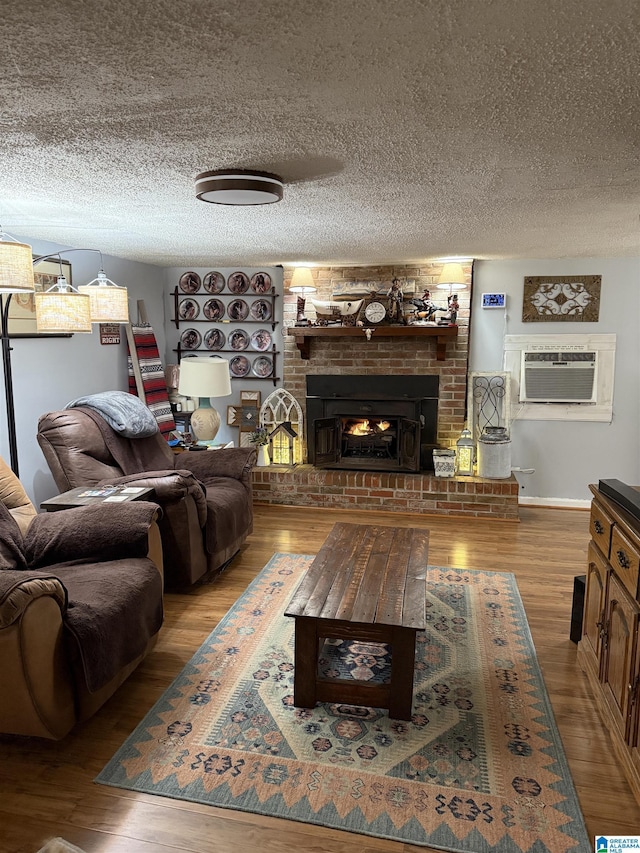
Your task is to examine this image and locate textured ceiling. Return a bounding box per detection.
[0,0,639,267]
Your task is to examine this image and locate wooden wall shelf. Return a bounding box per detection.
[286,325,458,361]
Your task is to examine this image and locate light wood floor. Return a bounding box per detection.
[1,503,638,852]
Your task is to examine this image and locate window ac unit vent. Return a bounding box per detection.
[520,351,597,403]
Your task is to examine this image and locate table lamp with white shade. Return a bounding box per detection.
[177,357,232,442]
[289,267,317,326]
[436,262,467,293]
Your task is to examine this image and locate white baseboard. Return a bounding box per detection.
[518,496,591,510]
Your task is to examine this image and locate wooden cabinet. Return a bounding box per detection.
[601,572,639,741]
[578,484,640,803]
[583,541,608,671]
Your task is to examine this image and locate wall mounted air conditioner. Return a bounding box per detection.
[519,350,597,403]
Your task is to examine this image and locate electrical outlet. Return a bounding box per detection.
[481,292,506,308]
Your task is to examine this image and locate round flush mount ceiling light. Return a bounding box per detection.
[195,169,284,206]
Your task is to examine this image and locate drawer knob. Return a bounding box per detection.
[594,519,604,535]
[616,549,631,569]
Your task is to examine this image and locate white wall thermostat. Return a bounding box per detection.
[481,292,506,308]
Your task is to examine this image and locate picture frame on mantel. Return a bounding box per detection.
[8,258,73,337]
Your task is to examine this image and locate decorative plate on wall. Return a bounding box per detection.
[179,271,201,294]
[203,271,225,293]
[227,299,249,321]
[250,299,272,321]
[250,329,272,351]
[204,328,226,350]
[203,298,225,321]
[228,329,250,350]
[178,298,200,320]
[180,328,201,350]
[250,272,272,294]
[252,355,273,378]
[228,272,250,294]
[229,355,251,377]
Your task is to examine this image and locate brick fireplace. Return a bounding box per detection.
[282,263,470,449]
[251,262,519,520]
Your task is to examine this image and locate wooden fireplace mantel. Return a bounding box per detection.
[286,324,458,361]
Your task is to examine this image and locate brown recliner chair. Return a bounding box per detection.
[0,455,164,739]
[37,407,256,588]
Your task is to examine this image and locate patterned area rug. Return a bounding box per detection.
[97,554,589,853]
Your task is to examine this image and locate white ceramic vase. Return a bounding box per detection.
[257,445,270,466]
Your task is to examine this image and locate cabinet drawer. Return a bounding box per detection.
[590,500,614,558]
[611,525,640,600]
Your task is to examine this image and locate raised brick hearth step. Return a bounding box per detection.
[252,465,519,520]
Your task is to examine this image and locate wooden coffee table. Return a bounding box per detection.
[285,522,428,720]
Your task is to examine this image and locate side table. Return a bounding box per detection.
[40,485,155,512]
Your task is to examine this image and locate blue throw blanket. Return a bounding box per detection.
[65,391,159,438]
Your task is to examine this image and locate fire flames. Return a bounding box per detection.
[345,419,391,436]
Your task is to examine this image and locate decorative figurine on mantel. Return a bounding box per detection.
[386,277,405,324]
[410,288,439,322]
[438,293,460,325]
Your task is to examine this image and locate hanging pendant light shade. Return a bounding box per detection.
[0,238,35,293]
[35,276,92,333]
[78,270,129,322]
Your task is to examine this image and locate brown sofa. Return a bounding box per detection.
[37,407,256,588]
[0,455,164,739]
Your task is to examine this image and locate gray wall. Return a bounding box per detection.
[470,258,640,504]
[5,236,166,507]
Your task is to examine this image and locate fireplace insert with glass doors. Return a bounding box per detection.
[306,375,438,473]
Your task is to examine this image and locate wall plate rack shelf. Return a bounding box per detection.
[173,342,280,386]
[172,287,279,331]
[172,285,280,385]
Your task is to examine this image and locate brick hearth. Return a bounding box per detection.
[252,466,519,520]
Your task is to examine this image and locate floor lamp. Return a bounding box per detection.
[0,237,37,476]
[0,233,129,475]
[1,296,23,475]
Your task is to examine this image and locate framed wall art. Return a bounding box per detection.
[522,275,601,323]
[332,278,416,298]
[7,258,73,337]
